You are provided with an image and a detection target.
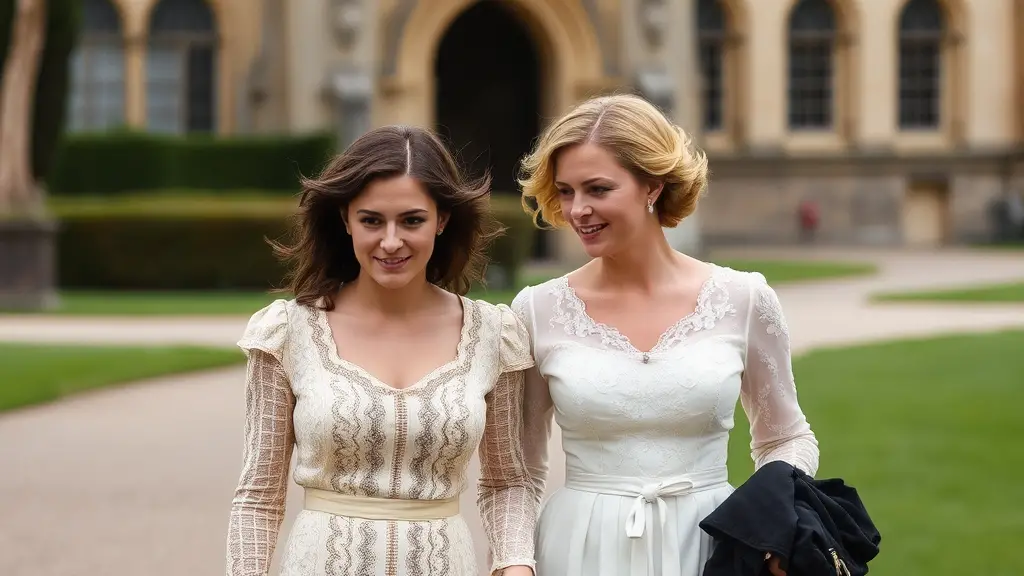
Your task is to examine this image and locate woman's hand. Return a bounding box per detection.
[765,553,787,576]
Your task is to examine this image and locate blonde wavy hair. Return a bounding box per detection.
[518,93,709,229]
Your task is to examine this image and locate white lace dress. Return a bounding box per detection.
[512,264,820,576]
[225,297,538,576]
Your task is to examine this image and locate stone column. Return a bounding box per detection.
[323,0,375,150]
[667,0,703,258]
[1017,0,1024,143]
[123,32,146,128]
[327,68,372,149]
[241,0,287,133]
[634,0,704,257]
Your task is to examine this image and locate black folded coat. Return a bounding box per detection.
[699,460,881,576]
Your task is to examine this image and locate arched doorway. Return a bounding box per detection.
[434,2,550,258]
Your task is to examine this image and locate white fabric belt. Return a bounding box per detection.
[563,467,730,576]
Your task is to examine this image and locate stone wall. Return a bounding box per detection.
[950,175,1006,244]
[700,174,904,246]
[700,151,1018,247]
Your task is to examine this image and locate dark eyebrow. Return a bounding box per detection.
[355,209,429,217]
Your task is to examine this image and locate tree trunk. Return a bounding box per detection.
[0,0,47,217]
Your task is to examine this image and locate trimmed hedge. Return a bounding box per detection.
[49,131,335,195]
[58,215,291,290]
[56,194,534,291]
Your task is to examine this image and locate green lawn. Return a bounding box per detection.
[874,281,1024,303]
[0,344,244,412]
[33,290,289,316]
[467,286,522,306]
[727,330,1024,576]
[717,258,877,285]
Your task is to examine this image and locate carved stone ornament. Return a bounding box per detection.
[331,0,363,49]
[326,67,373,104]
[640,0,667,49]
[323,66,373,148]
[635,67,674,114]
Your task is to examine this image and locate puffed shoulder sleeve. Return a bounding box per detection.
[237,299,291,364]
[496,303,535,374]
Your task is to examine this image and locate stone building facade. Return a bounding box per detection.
[71,0,1024,261]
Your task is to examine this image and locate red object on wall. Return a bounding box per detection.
[799,200,819,231]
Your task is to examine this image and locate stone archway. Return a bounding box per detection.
[433,2,550,258]
[379,0,607,263]
[378,0,605,128]
[434,3,540,196]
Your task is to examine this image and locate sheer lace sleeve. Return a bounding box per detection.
[511,288,555,503]
[740,274,819,476]
[226,302,295,576]
[521,366,554,504]
[477,367,539,574]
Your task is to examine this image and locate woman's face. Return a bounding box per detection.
[554,143,659,259]
[345,175,448,291]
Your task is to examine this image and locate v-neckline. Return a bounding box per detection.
[561,264,720,355]
[316,295,473,392]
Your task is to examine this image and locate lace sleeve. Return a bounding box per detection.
[740,275,819,476]
[511,287,555,503]
[477,368,538,575]
[225,349,295,576]
[521,366,554,504]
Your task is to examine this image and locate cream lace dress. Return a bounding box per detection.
[225,296,538,576]
[513,265,820,576]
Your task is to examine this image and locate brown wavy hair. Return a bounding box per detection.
[272,125,501,310]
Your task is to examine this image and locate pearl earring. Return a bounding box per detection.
[647,199,655,214]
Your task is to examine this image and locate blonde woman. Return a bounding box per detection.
[513,94,819,576]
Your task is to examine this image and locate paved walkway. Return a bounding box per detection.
[1,248,1023,576]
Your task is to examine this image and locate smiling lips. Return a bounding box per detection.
[577,223,608,240]
[374,256,411,271]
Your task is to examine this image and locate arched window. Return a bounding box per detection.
[898,0,943,129]
[146,0,217,133]
[787,0,835,129]
[68,0,124,132]
[697,0,725,132]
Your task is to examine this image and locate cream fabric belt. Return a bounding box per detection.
[304,488,459,521]
[564,467,730,576]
